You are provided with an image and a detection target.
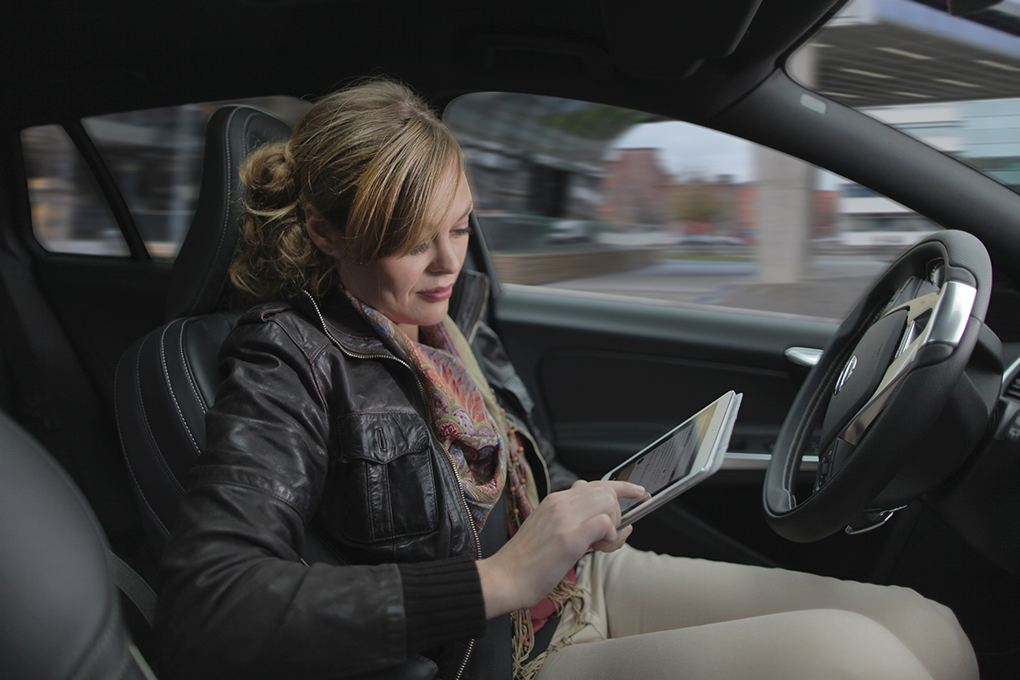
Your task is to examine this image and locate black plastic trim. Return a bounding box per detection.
[64,120,150,262]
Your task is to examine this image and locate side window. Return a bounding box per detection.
[444,93,938,322]
[21,96,309,260]
[22,125,128,256]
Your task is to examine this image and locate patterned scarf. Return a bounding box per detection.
[343,290,532,531]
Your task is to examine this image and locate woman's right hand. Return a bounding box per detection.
[476,479,645,619]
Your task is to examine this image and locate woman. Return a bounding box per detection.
[157,80,978,680]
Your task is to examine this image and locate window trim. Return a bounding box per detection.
[63,120,150,262]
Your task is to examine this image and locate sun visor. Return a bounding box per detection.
[600,0,763,79]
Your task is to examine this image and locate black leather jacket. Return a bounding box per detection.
[156,272,577,680]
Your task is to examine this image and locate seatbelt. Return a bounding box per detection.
[108,551,160,680]
[110,552,158,629]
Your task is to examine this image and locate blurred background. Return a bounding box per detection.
[22,0,1020,321]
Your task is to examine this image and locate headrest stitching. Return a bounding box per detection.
[181,106,241,316]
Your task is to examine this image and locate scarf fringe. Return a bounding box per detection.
[511,577,588,680]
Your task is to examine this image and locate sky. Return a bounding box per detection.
[610,120,846,189]
[611,121,755,183]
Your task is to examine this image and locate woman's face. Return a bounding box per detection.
[339,167,473,339]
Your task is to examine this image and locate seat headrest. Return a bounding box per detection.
[165,106,292,321]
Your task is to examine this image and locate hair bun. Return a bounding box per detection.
[242,142,299,212]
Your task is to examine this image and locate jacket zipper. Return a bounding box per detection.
[301,291,480,679]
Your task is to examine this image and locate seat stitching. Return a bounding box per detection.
[138,331,186,497]
[130,339,183,518]
[205,106,237,311]
[159,322,202,457]
[206,109,252,312]
[207,109,258,308]
[183,106,241,315]
[114,348,171,536]
[177,318,210,413]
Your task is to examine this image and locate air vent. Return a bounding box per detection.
[1006,374,1020,401]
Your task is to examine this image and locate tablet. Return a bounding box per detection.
[603,390,742,529]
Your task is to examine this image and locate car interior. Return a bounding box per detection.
[1,1,1019,678]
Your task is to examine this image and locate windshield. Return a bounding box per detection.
[796,0,1020,194]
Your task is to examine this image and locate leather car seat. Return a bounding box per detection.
[0,411,157,680]
[114,105,436,680]
[115,105,291,556]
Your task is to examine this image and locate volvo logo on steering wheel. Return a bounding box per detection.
[834,355,858,396]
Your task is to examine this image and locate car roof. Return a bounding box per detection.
[1,0,839,129]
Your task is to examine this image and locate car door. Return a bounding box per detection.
[444,92,920,580]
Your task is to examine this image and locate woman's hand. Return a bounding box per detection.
[477,479,645,619]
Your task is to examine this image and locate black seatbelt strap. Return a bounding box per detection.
[110,552,158,629]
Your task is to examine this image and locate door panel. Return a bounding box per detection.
[491,284,834,475]
[35,256,171,408]
[488,285,904,577]
[544,350,795,476]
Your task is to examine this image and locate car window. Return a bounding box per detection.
[444,92,937,322]
[22,96,309,260]
[794,0,1020,195]
[21,125,128,256]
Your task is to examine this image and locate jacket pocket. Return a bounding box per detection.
[330,411,439,544]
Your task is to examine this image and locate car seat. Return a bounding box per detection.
[115,105,290,557]
[114,105,436,680]
[0,410,157,680]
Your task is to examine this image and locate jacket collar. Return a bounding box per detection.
[290,269,491,355]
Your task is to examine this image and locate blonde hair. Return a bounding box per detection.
[230,79,463,302]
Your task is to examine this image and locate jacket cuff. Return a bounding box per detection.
[399,555,486,652]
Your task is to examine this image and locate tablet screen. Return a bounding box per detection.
[609,401,718,512]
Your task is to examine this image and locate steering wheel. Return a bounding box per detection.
[764,230,999,542]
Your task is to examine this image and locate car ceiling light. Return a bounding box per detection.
[936,78,979,88]
[841,68,893,79]
[975,59,1020,72]
[893,91,933,99]
[876,47,932,60]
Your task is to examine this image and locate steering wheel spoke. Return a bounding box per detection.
[841,280,977,448]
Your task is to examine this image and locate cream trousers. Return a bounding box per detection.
[536,545,978,680]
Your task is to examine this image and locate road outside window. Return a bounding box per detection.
[22,125,128,256]
[444,93,935,322]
